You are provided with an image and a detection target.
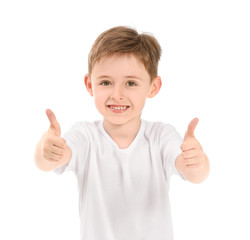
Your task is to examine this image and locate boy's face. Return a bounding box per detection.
[85,54,161,126]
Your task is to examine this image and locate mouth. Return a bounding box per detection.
[107,105,130,113]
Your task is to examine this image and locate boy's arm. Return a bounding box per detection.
[175,118,210,184]
[34,109,72,172]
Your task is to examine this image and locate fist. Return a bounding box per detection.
[177,118,205,171]
[41,109,67,162]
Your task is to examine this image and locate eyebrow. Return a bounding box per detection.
[96,75,112,79]
[96,75,143,81]
[124,75,142,81]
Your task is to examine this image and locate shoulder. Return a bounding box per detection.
[68,121,101,132]
[142,120,182,144]
[143,120,178,136]
[63,120,101,140]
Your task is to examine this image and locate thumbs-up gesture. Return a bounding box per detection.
[41,109,67,162]
[175,118,209,183]
[181,118,204,168]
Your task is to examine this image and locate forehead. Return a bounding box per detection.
[91,54,150,79]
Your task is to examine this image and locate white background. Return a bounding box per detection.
[0,0,249,239]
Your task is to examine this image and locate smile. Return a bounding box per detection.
[107,105,130,112]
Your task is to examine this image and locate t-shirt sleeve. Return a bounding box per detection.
[54,122,90,175]
[160,124,186,180]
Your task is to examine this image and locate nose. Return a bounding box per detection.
[111,85,124,100]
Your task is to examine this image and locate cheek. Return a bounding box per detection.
[93,87,106,99]
[93,90,109,108]
[129,91,147,108]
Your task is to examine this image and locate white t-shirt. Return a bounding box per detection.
[55,119,184,240]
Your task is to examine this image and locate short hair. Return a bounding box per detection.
[88,26,162,82]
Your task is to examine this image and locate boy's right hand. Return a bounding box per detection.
[41,109,67,163]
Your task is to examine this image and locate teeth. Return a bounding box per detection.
[110,106,127,110]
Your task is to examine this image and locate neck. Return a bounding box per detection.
[103,117,141,149]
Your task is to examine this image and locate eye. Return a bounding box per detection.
[126,81,138,87]
[100,81,111,86]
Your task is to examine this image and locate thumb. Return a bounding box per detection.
[46,109,61,136]
[184,118,199,140]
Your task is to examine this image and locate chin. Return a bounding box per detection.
[103,114,141,127]
[104,117,129,126]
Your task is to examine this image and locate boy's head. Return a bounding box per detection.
[85,26,162,127]
[88,26,162,83]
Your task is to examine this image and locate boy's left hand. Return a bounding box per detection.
[180,118,204,169]
[175,118,209,183]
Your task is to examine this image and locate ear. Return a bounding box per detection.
[147,76,162,98]
[84,74,94,96]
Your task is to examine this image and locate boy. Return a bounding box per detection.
[35,26,210,240]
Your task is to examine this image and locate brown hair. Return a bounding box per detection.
[88,26,162,82]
